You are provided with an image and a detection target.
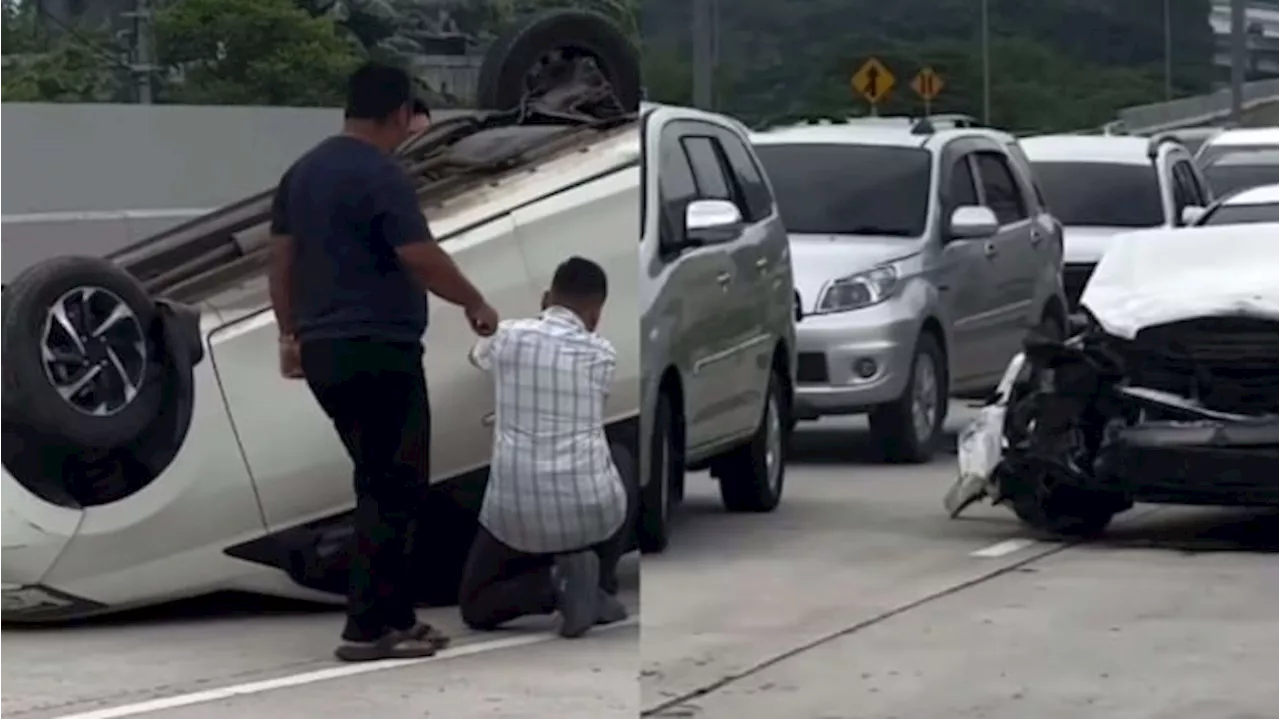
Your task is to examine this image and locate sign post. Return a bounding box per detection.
[851,57,895,116]
[910,66,945,115]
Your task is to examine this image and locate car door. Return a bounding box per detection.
[643,116,740,453]
[711,122,792,437]
[677,126,767,441]
[213,214,540,532]
[936,151,999,389]
[972,149,1039,372]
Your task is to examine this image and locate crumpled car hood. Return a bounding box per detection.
[1079,222,1280,340]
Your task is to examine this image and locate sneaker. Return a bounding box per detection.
[596,590,629,625]
[404,622,451,651]
[334,628,441,663]
[553,551,600,638]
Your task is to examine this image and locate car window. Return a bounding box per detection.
[752,142,931,237]
[974,152,1027,224]
[1172,160,1207,216]
[1004,141,1047,208]
[716,130,773,222]
[1199,202,1280,226]
[1199,146,1280,196]
[681,136,733,200]
[1031,161,1164,227]
[658,131,699,243]
[948,156,979,207]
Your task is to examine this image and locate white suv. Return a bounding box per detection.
[1020,134,1213,308]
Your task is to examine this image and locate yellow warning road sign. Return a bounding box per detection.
[911,67,944,101]
[851,57,895,104]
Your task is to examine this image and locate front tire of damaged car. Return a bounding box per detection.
[868,332,948,464]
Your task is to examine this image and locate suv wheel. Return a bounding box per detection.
[639,391,679,553]
[714,368,787,513]
[868,333,947,464]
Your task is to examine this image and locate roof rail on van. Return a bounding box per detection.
[1146,132,1186,159]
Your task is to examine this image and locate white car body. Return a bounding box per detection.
[1194,127,1280,197]
[1187,183,1280,227]
[2,123,644,621]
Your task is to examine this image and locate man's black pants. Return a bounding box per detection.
[458,446,636,630]
[301,338,430,642]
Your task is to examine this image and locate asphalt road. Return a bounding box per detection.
[4,407,1276,719]
[1,558,639,719]
[640,410,1279,719]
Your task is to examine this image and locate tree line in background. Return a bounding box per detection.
[3,0,1214,133]
[0,0,636,106]
[639,0,1215,132]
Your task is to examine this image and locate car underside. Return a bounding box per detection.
[988,312,1278,534]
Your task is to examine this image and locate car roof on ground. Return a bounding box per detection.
[1204,127,1280,148]
[1018,134,1154,166]
[1220,183,1280,206]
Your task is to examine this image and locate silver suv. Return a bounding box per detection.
[639,104,798,552]
[750,119,1066,463]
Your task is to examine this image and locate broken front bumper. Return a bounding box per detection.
[946,320,1280,518]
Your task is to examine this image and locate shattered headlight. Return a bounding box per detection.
[815,265,898,314]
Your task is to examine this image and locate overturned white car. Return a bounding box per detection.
[946,222,1279,534]
[1,10,644,621]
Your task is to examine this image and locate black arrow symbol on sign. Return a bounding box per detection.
[866,65,880,98]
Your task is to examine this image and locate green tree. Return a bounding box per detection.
[1,0,125,103]
[155,0,364,106]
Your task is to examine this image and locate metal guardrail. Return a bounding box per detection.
[1115,79,1279,134]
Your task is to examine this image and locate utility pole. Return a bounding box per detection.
[691,0,715,110]
[1229,0,1246,124]
[1162,0,1173,101]
[980,0,991,124]
[122,0,155,103]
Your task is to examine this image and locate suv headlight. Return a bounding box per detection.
[816,265,899,313]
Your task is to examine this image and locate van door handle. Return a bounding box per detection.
[983,241,998,258]
[482,412,495,428]
[755,257,769,270]
[716,272,733,286]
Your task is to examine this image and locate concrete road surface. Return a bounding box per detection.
[640,411,1278,719]
[2,557,638,719]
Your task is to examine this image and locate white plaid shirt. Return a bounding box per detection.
[469,306,626,554]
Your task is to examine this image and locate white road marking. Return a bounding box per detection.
[52,618,637,719]
[970,538,1036,558]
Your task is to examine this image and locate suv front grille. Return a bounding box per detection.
[1126,317,1280,415]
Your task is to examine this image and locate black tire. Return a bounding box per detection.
[868,333,948,464]
[1010,488,1118,537]
[2,256,163,449]
[639,391,679,553]
[475,9,641,113]
[715,369,787,513]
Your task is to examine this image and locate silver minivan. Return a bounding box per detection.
[751,120,1066,463]
[639,104,798,552]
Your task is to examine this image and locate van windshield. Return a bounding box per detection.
[753,143,931,237]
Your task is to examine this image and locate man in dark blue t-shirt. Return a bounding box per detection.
[267,61,498,662]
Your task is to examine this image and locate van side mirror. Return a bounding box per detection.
[948,205,999,240]
[1180,205,1206,226]
[684,199,744,246]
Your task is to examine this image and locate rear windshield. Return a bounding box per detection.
[752,143,931,237]
[1200,202,1279,227]
[1031,161,1164,227]
[1198,146,1280,196]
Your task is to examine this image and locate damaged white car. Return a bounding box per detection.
[946,222,1278,534]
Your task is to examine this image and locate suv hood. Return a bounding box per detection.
[1062,225,1142,265]
[1080,223,1280,339]
[789,233,917,312]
